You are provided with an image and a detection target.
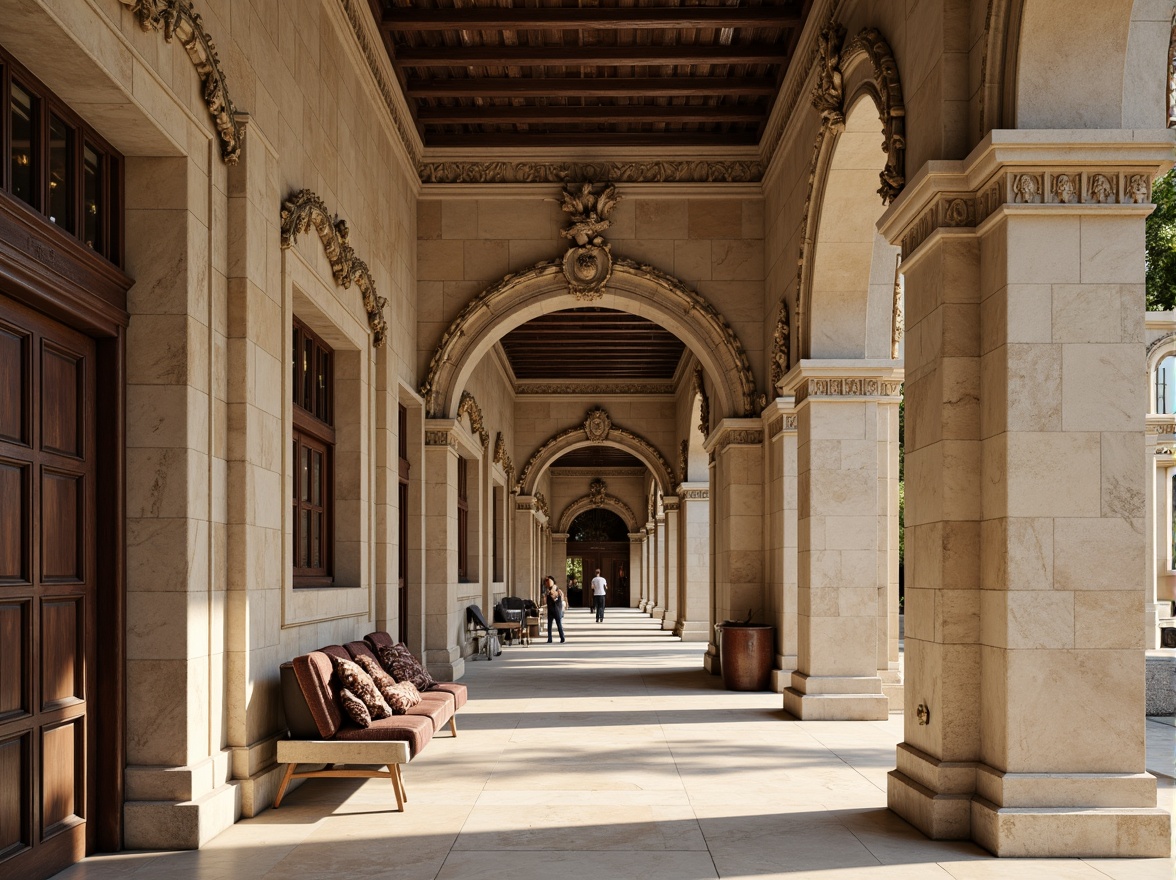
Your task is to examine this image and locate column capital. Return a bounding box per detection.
[677,481,710,501]
[627,532,647,543]
[762,396,796,438]
[661,496,680,512]
[702,417,764,457]
[424,418,482,458]
[550,532,569,542]
[879,129,1172,262]
[781,360,904,404]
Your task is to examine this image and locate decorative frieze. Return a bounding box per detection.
[424,430,457,448]
[899,169,1157,257]
[662,497,681,512]
[708,429,765,458]
[417,159,764,185]
[457,391,490,449]
[794,376,903,405]
[118,0,244,164]
[679,487,710,501]
[280,189,389,347]
[767,416,784,437]
[549,467,646,478]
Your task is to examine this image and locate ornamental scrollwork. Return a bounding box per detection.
[770,300,791,395]
[678,440,689,485]
[588,479,607,505]
[534,492,550,518]
[812,20,847,130]
[118,0,244,164]
[692,366,711,439]
[560,183,619,299]
[493,432,515,483]
[280,189,389,347]
[457,392,490,449]
[584,407,613,442]
[417,159,764,185]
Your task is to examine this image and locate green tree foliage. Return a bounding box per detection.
[1147,168,1176,311]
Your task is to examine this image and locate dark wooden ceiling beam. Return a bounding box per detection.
[395,44,788,67]
[407,76,778,98]
[418,105,764,124]
[383,8,802,31]
[423,131,760,147]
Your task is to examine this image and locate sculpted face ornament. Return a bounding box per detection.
[1013,174,1040,204]
[1127,174,1150,204]
[1053,174,1077,204]
[1089,174,1115,203]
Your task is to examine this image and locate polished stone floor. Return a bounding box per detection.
[60,607,1176,879]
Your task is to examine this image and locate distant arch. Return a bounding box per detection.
[558,494,638,533]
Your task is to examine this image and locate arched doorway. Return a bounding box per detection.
[566,509,631,609]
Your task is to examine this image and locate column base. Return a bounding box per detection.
[639,600,650,612]
[782,672,888,720]
[660,614,677,631]
[887,744,977,840]
[124,781,240,849]
[674,619,710,642]
[703,642,720,674]
[970,798,1170,857]
[649,604,665,620]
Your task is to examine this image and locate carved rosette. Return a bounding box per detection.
[562,245,613,300]
[584,407,612,442]
[280,189,390,348]
[457,391,490,449]
[119,0,244,164]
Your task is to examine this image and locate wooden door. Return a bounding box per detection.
[0,295,96,880]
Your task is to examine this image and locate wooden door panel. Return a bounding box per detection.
[0,462,28,582]
[0,325,28,445]
[0,601,29,721]
[0,732,30,859]
[40,599,82,709]
[40,471,81,582]
[0,295,95,880]
[39,344,81,458]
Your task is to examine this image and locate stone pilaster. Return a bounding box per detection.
[514,496,538,600]
[782,362,901,721]
[660,497,680,630]
[550,532,569,599]
[649,512,667,618]
[880,131,1172,857]
[422,423,464,680]
[628,532,646,610]
[1146,414,1175,646]
[675,484,711,641]
[763,399,798,690]
[704,420,765,667]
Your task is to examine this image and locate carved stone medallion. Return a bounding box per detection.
[560,182,619,299]
[584,407,612,442]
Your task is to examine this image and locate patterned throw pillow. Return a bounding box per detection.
[333,656,392,720]
[338,687,371,728]
[383,679,422,715]
[354,654,407,708]
[377,643,438,692]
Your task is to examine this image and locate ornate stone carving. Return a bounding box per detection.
[280,189,389,347]
[560,183,619,299]
[785,414,798,431]
[692,366,711,439]
[457,392,490,449]
[709,429,764,457]
[1126,174,1151,204]
[534,492,549,518]
[417,160,764,185]
[550,467,645,478]
[1012,173,1042,204]
[648,494,658,520]
[514,381,676,395]
[770,301,791,395]
[584,407,612,442]
[794,376,903,405]
[811,20,847,130]
[588,478,607,506]
[516,407,675,494]
[661,496,681,512]
[493,432,515,482]
[424,430,457,448]
[119,0,244,164]
[1089,173,1116,204]
[891,254,904,360]
[420,258,757,419]
[678,440,689,485]
[1052,173,1078,204]
[679,487,710,501]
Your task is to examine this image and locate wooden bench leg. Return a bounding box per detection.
[388,764,406,811]
[449,715,458,737]
[274,762,296,808]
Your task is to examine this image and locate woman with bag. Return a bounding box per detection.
[544,575,566,643]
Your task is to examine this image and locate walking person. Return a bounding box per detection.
[591,568,608,622]
[544,575,566,643]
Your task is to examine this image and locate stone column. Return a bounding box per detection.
[514,496,538,598]
[880,133,1171,856]
[660,497,681,629]
[639,522,653,610]
[550,532,569,598]
[1146,417,1174,646]
[763,400,798,690]
[628,532,646,609]
[782,363,901,721]
[422,424,463,681]
[650,511,667,619]
[675,484,710,641]
[703,420,765,667]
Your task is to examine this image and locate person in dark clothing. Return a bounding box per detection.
[544,575,566,643]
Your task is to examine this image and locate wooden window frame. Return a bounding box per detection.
[457,457,469,583]
[1,45,123,266]
[292,318,335,587]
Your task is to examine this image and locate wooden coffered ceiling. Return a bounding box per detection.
[372,0,812,147]
[552,446,646,468]
[500,308,686,380]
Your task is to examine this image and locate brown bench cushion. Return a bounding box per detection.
[334,714,433,755]
[364,631,468,710]
[290,651,343,739]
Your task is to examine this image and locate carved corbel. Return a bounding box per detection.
[280,189,390,348]
[457,391,491,449]
[118,0,244,164]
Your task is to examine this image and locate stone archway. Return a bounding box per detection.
[516,406,675,496]
[557,493,638,534]
[420,259,758,420]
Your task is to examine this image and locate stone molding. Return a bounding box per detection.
[280,189,389,347]
[118,0,244,164]
[514,381,675,395]
[1147,331,1176,359]
[628,532,648,543]
[794,376,903,405]
[661,496,681,512]
[420,258,757,419]
[418,159,765,185]
[877,133,1174,259]
[679,487,710,501]
[515,406,675,495]
[424,430,457,449]
[556,492,638,532]
[333,0,421,166]
[457,391,490,450]
[703,419,765,459]
[516,496,536,512]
